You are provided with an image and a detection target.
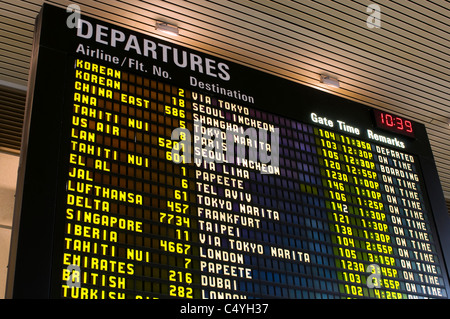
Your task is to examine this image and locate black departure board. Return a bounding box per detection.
[6,4,450,301]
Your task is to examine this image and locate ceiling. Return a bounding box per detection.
[1,0,450,205]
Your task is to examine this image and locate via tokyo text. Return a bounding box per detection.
[170,119,280,175]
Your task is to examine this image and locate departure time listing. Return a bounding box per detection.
[58,58,448,299]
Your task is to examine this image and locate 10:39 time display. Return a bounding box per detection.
[373,109,415,137]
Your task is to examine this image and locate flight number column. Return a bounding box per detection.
[158,86,198,298]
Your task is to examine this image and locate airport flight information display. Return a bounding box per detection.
[7,5,450,300]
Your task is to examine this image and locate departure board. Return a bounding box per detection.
[6,4,450,301]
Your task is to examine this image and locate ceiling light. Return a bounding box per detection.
[155,21,179,36]
[320,74,340,88]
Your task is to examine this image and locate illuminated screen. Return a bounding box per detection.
[7,4,450,301]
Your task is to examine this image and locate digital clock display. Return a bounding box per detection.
[6,4,450,301]
[373,109,415,138]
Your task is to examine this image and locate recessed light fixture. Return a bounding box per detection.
[155,21,179,36]
[320,74,340,88]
